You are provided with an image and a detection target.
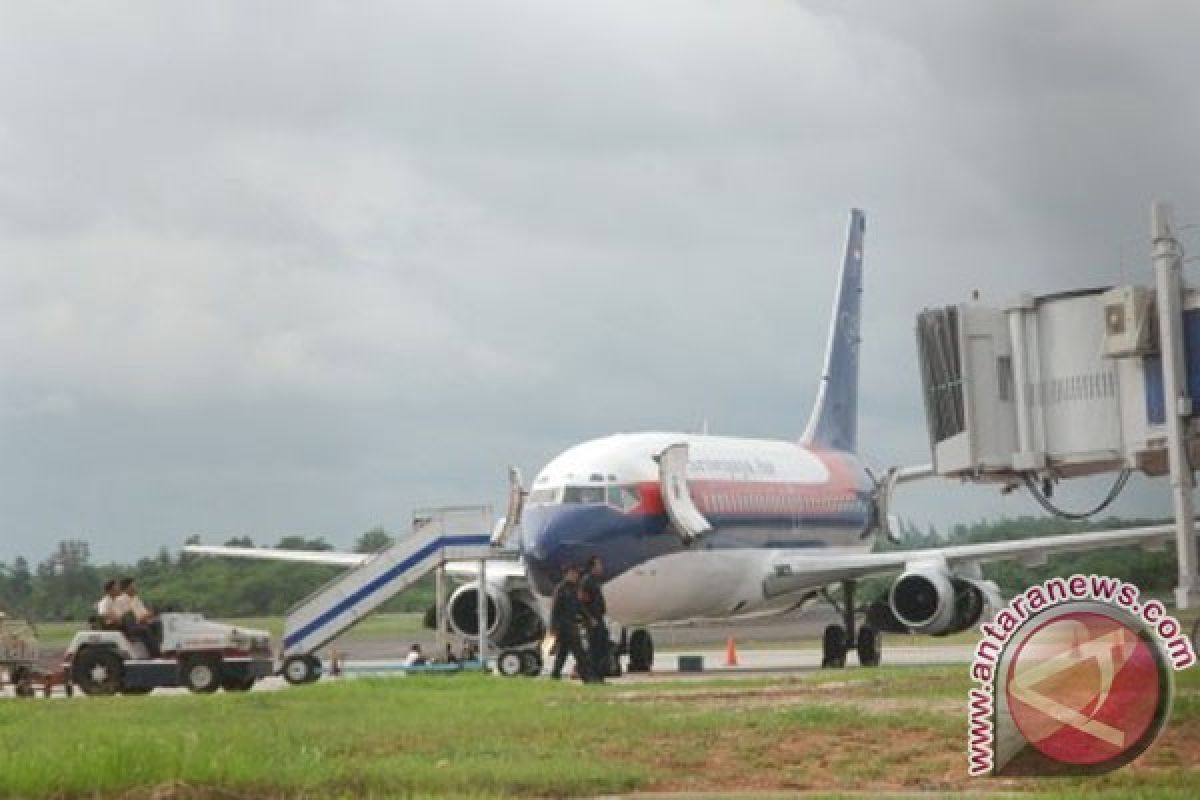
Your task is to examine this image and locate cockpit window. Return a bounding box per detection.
[607,485,640,512]
[527,487,561,505]
[562,486,606,505]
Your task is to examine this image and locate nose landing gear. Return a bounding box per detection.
[623,628,654,673]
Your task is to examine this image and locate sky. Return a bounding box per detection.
[3,1,1200,565]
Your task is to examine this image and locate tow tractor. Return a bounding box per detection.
[1,616,67,697]
[64,612,273,695]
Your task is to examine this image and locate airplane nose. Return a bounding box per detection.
[522,510,552,561]
[521,506,568,594]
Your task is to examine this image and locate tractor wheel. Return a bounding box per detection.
[283,655,319,685]
[182,655,222,694]
[73,648,123,696]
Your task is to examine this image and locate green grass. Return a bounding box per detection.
[1,664,1197,799]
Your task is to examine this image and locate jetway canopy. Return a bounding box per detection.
[916,285,1200,484]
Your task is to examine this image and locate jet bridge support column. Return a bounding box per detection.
[434,565,447,657]
[477,557,489,671]
[1153,201,1200,610]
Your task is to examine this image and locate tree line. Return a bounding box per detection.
[0,516,1183,623]
[0,527,437,622]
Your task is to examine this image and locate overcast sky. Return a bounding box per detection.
[3,1,1200,565]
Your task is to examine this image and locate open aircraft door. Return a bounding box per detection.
[491,466,526,547]
[656,443,714,544]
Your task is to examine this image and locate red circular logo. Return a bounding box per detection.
[1005,610,1163,766]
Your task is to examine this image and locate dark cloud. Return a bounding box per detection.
[2,1,1197,561]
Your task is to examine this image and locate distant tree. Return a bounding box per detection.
[224,536,255,547]
[276,535,333,551]
[11,557,32,601]
[0,515,1183,622]
[354,527,394,553]
[180,534,203,569]
[54,540,91,573]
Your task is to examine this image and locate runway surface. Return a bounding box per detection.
[2,640,974,698]
[1,607,979,698]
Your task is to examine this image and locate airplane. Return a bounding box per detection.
[186,208,1184,674]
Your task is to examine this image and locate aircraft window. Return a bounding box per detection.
[563,486,606,505]
[606,485,640,511]
[527,488,560,505]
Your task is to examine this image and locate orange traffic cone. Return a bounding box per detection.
[725,636,738,667]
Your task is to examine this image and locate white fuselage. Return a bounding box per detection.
[519,432,875,625]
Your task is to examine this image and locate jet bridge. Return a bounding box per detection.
[279,505,515,683]
[914,201,1200,609]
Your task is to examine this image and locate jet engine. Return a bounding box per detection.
[446,583,545,648]
[888,564,993,635]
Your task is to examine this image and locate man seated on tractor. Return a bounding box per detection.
[114,577,161,657]
[95,579,123,629]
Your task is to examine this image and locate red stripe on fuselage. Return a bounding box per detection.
[630,448,866,517]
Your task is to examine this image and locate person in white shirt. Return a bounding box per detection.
[117,577,160,657]
[403,643,427,667]
[111,581,133,620]
[95,579,122,628]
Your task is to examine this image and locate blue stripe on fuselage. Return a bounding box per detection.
[520,503,871,597]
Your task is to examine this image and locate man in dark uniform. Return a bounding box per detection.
[549,564,589,681]
[579,555,609,683]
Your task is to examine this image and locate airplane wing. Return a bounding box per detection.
[444,560,528,581]
[183,544,530,586]
[763,523,1183,597]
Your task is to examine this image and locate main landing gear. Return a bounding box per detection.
[820,579,882,669]
[624,628,654,673]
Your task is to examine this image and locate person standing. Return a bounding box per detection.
[549,564,589,681]
[579,555,609,683]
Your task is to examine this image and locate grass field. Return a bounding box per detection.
[1,664,1196,799]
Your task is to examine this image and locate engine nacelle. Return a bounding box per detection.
[446,583,544,648]
[888,565,988,636]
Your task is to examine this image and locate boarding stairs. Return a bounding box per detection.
[281,505,513,659]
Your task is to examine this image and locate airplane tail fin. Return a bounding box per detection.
[801,209,865,453]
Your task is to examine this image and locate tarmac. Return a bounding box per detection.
[1,606,977,698]
[1,641,975,698]
[336,642,974,679]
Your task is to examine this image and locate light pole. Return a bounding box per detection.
[1151,201,1200,610]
